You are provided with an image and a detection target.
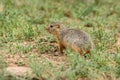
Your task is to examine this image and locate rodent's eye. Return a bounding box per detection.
[50,25,53,28]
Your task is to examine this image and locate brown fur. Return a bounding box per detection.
[46,22,94,55]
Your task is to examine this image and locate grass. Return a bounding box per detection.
[0,0,120,80]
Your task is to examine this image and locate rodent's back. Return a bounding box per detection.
[46,22,94,54]
[59,29,93,51]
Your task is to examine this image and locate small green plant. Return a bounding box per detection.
[8,42,34,54]
[0,0,120,79]
[28,55,54,79]
[23,25,36,40]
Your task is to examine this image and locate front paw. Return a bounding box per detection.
[54,52,64,56]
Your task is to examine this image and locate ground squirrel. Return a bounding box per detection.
[46,22,94,55]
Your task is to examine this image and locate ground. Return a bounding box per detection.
[0,0,120,80]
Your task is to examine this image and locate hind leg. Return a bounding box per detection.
[71,45,90,56]
[71,45,83,55]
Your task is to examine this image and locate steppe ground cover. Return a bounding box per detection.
[0,0,120,80]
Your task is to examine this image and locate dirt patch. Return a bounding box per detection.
[5,53,67,67]
[4,66,34,78]
[5,54,27,67]
[39,53,67,66]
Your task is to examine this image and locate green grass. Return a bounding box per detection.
[0,0,120,80]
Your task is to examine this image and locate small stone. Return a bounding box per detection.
[4,66,35,79]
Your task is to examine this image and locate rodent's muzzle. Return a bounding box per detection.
[45,27,51,33]
[45,27,48,31]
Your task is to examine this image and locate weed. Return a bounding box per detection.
[0,0,120,80]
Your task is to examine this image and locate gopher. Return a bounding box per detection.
[46,22,94,55]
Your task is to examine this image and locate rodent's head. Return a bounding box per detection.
[46,22,66,36]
